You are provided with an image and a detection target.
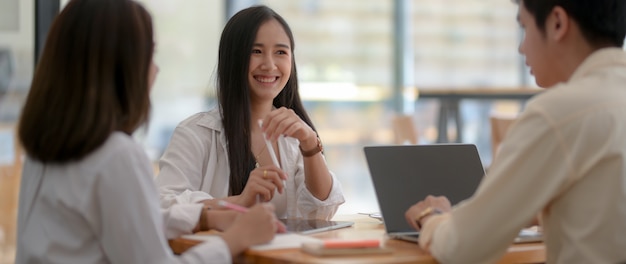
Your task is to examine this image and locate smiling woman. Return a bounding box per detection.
[66,0,529,219]
[248,19,292,104]
[154,5,345,229]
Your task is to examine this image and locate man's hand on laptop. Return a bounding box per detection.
[405,195,452,231]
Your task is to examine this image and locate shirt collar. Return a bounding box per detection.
[195,108,223,132]
[569,47,626,82]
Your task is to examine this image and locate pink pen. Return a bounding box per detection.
[217,200,249,213]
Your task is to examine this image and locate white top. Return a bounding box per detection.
[155,108,345,220]
[420,48,626,264]
[16,132,232,264]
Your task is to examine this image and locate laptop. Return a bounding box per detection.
[364,144,486,242]
[364,144,542,243]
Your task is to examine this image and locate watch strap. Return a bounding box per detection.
[300,135,323,157]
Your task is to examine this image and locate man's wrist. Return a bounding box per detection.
[414,206,442,229]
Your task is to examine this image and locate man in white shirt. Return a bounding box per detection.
[405,0,626,263]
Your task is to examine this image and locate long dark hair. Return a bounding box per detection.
[217,5,316,195]
[18,0,154,163]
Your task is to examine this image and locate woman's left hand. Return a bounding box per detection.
[261,107,316,145]
[206,209,240,231]
[208,207,287,233]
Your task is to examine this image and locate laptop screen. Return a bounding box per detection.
[364,144,485,234]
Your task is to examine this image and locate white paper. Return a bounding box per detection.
[182,233,322,251]
[251,233,322,251]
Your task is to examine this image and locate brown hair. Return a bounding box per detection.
[18,0,154,163]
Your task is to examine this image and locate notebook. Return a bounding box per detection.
[364,144,542,243]
[364,144,486,242]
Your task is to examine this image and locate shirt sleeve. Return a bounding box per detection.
[292,153,345,220]
[97,142,231,264]
[162,203,203,239]
[419,105,574,263]
[155,125,214,207]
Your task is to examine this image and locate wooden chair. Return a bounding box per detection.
[0,123,22,177]
[489,113,517,159]
[0,123,22,262]
[391,115,418,145]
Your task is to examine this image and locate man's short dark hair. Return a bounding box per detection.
[516,0,626,47]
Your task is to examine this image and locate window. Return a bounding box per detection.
[38,0,526,216]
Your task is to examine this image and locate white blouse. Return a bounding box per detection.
[155,108,345,220]
[16,132,232,264]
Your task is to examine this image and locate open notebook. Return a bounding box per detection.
[364,144,542,243]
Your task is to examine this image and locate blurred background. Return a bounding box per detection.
[1,0,542,262]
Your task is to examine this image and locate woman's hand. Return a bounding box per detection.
[261,107,332,200]
[204,210,239,231]
[405,195,452,231]
[237,165,287,206]
[261,107,317,147]
[219,203,286,256]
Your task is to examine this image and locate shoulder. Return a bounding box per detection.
[91,133,154,189]
[80,135,158,209]
[167,108,226,152]
[527,72,626,123]
[90,132,141,158]
[83,132,149,171]
[176,108,223,133]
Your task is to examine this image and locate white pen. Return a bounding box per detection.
[258,119,287,187]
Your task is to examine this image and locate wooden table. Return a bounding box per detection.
[169,215,545,264]
[417,88,542,143]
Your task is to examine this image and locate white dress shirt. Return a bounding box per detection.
[420,48,626,264]
[16,132,232,264]
[155,108,345,221]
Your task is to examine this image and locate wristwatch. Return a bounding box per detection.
[414,206,442,229]
[300,135,323,157]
